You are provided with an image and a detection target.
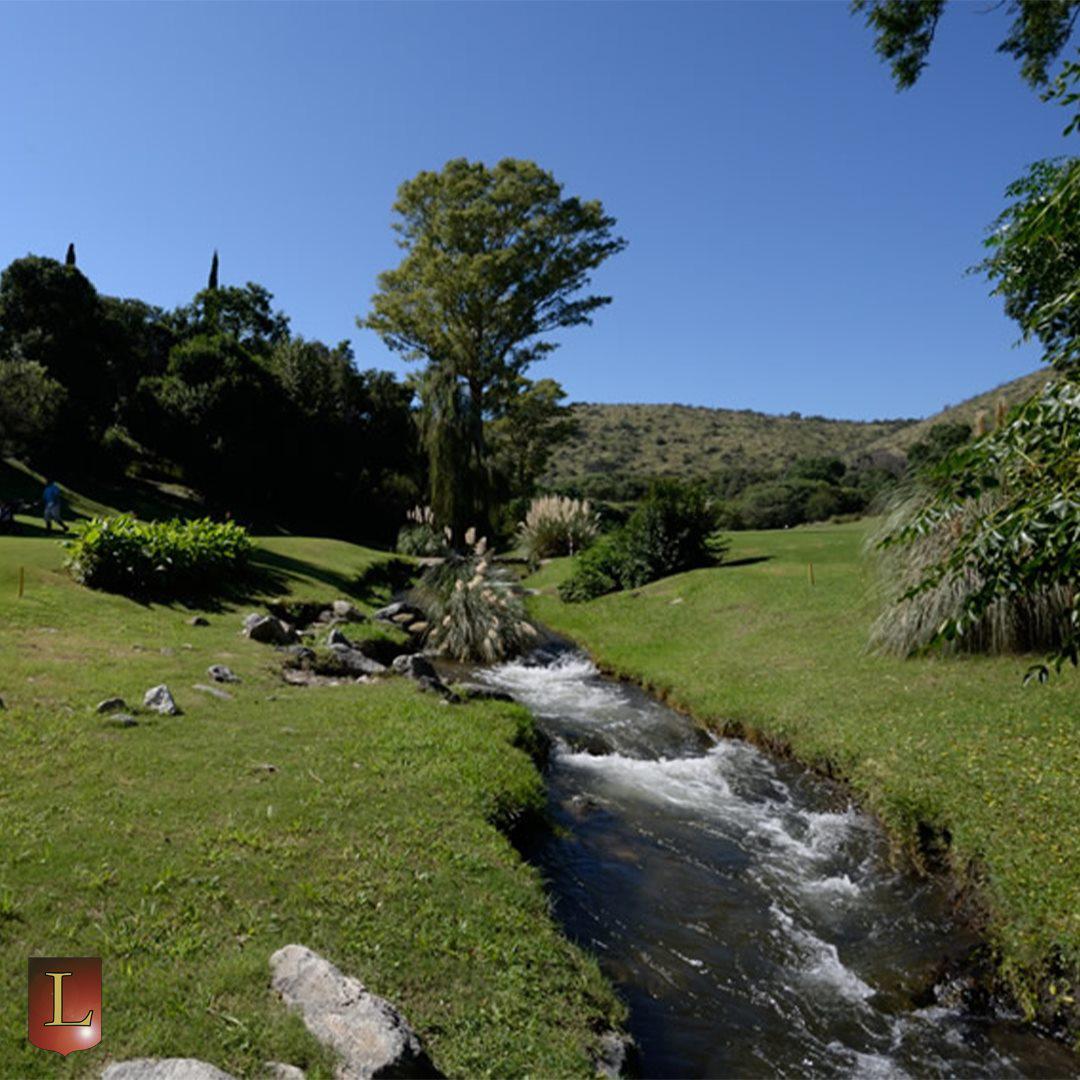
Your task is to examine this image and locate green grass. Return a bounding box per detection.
[0,532,623,1077]
[528,521,1080,1036]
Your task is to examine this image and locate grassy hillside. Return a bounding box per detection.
[861,368,1054,458]
[527,523,1079,1040]
[544,369,1049,491]
[0,528,622,1076]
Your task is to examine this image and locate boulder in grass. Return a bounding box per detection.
[208,664,240,683]
[143,685,181,715]
[96,696,128,714]
[187,615,210,627]
[244,614,297,646]
[391,654,438,681]
[269,944,440,1079]
[102,1060,235,1080]
[331,600,365,623]
[326,627,354,648]
[324,644,387,677]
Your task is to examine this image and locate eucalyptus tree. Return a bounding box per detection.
[362,157,625,542]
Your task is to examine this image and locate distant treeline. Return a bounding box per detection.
[551,421,972,530]
[0,252,421,542]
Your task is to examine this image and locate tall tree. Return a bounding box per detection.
[208,250,219,291]
[65,243,76,267]
[362,157,625,541]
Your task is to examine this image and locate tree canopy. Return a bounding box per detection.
[362,157,625,539]
[852,0,1078,89]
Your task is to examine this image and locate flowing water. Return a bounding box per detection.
[477,647,1078,1079]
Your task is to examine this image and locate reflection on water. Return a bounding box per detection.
[480,649,1078,1079]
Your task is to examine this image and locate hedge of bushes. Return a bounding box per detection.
[65,514,252,596]
[560,482,726,602]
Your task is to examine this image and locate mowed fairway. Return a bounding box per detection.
[528,521,1080,1033]
[0,531,622,1077]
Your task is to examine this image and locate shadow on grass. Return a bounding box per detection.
[721,555,773,569]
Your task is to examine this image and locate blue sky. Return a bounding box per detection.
[0,2,1070,419]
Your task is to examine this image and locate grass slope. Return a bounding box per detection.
[0,532,622,1077]
[544,369,1047,489]
[527,523,1079,1036]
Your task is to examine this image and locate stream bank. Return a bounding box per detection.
[477,645,1079,1077]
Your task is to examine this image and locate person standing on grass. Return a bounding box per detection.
[42,480,67,532]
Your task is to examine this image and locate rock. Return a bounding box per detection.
[208,664,240,683]
[332,600,364,622]
[193,683,233,701]
[594,1031,638,1079]
[391,654,438,681]
[102,1060,235,1080]
[280,644,317,666]
[373,601,408,622]
[143,685,181,716]
[105,714,138,728]
[188,615,210,627]
[326,627,354,648]
[325,644,387,676]
[263,1065,305,1080]
[269,944,440,1079]
[160,647,175,657]
[252,762,278,774]
[96,696,128,714]
[245,614,297,646]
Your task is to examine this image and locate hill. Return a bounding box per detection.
[543,369,1050,494]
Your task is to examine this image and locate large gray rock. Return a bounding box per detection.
[594,1031,638,1078]
[208,664,240,683]
[143,685,181,715]
[327,627,355,648]
[332,600,365,623]
[269,944,439,1079]
[263,1065,305,1080]
[102,1060,234,1080]
[326,644,387,677]
[96,696,128,714]
[390,654,438,681]
[244,614,297,646]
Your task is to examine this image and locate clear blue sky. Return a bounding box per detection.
[0,2,1070,420]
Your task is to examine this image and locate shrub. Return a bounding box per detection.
[412,535,537,662]
[560,481,725,602]
[557,533,625,603]
[868,488,1073,658]
[518,495,599,561]
[395,505,449,557]
[65,514,252,597]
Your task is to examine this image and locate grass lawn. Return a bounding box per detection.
[0,528,622,1077]
[527,521,1080,1039]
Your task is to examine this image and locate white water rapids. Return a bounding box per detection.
[478,650,1078,1078]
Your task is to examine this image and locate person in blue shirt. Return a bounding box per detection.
[42,480,67,532]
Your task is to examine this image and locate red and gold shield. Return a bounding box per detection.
[27,957,102,1056]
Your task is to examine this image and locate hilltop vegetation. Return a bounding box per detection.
[543,369,1046,499]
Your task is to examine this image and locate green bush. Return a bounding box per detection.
[560,481,725,602]
[65,514,252,596]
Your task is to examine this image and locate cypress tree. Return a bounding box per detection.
[208,250,219,290]
[65,243,76,267]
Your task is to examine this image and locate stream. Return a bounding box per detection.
[477,646,1078,1078]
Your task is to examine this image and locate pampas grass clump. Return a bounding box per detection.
[868,489,1072,657]
[413,533,537,663]
[519,495,599,561]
